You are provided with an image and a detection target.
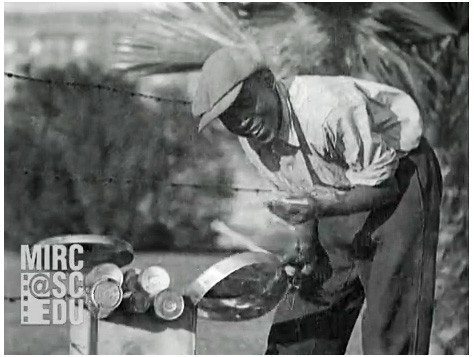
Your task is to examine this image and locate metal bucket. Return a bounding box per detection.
[69,299,197,354]
[36,235,290,354]
[186,252,288,321]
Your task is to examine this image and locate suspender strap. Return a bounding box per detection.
[276,81,323,187]
[291,113,322,187]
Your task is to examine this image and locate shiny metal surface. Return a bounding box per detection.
[85,263,123,287]
[185,252,289,321]
[138,266,171,296]
[91,279,123,310]
[197,272,288,321]
[36,234,134,269]
[86,278,123,319]
[70,302,196,355]
[153,289,185,321]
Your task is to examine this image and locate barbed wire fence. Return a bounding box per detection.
[4,71,277,194]
[5,71,191,105]
[4,71,279,302]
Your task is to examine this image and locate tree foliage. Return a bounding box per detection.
[5,62,233,251]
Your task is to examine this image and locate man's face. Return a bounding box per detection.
[219,73,281,144]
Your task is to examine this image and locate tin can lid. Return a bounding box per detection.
[153,289,185,321]
[86,263,123,287]
[138,266,170,296]
[90,279,123,313]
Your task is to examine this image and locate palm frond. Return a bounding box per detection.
[372,3,465,43]
[244,3,445,113]
[114,3,260,76]
[113,2,458,121]
[255,3,331,79]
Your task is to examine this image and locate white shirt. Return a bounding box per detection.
[238,75,422,193]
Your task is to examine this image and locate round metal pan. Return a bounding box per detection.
[36,234,134,269]
[185,252,289,321]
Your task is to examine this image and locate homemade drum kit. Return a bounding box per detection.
[35,233,297,354]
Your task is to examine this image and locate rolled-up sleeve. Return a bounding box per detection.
[332,104,399,187]
[353,79,423,152]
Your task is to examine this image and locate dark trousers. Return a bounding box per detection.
[266,138,442,354]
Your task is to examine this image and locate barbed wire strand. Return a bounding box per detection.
[6,168,275,194]
[4,72,278,194]
[4,71,192,105]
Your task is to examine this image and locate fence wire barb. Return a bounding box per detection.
[6,168,275,194]
[4,71,192,105]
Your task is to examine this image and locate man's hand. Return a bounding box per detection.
[266,196,317,225]
[267,178,400,220]
[280,241,314,294]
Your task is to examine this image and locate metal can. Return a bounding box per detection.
[85,263,123,287]
[122,290,151,314]
[122,267,142,292]
[138,266,170,296]
[87,278,123,319]
[153,289,185,321]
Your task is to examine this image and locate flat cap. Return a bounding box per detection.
[192,47,265,132]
